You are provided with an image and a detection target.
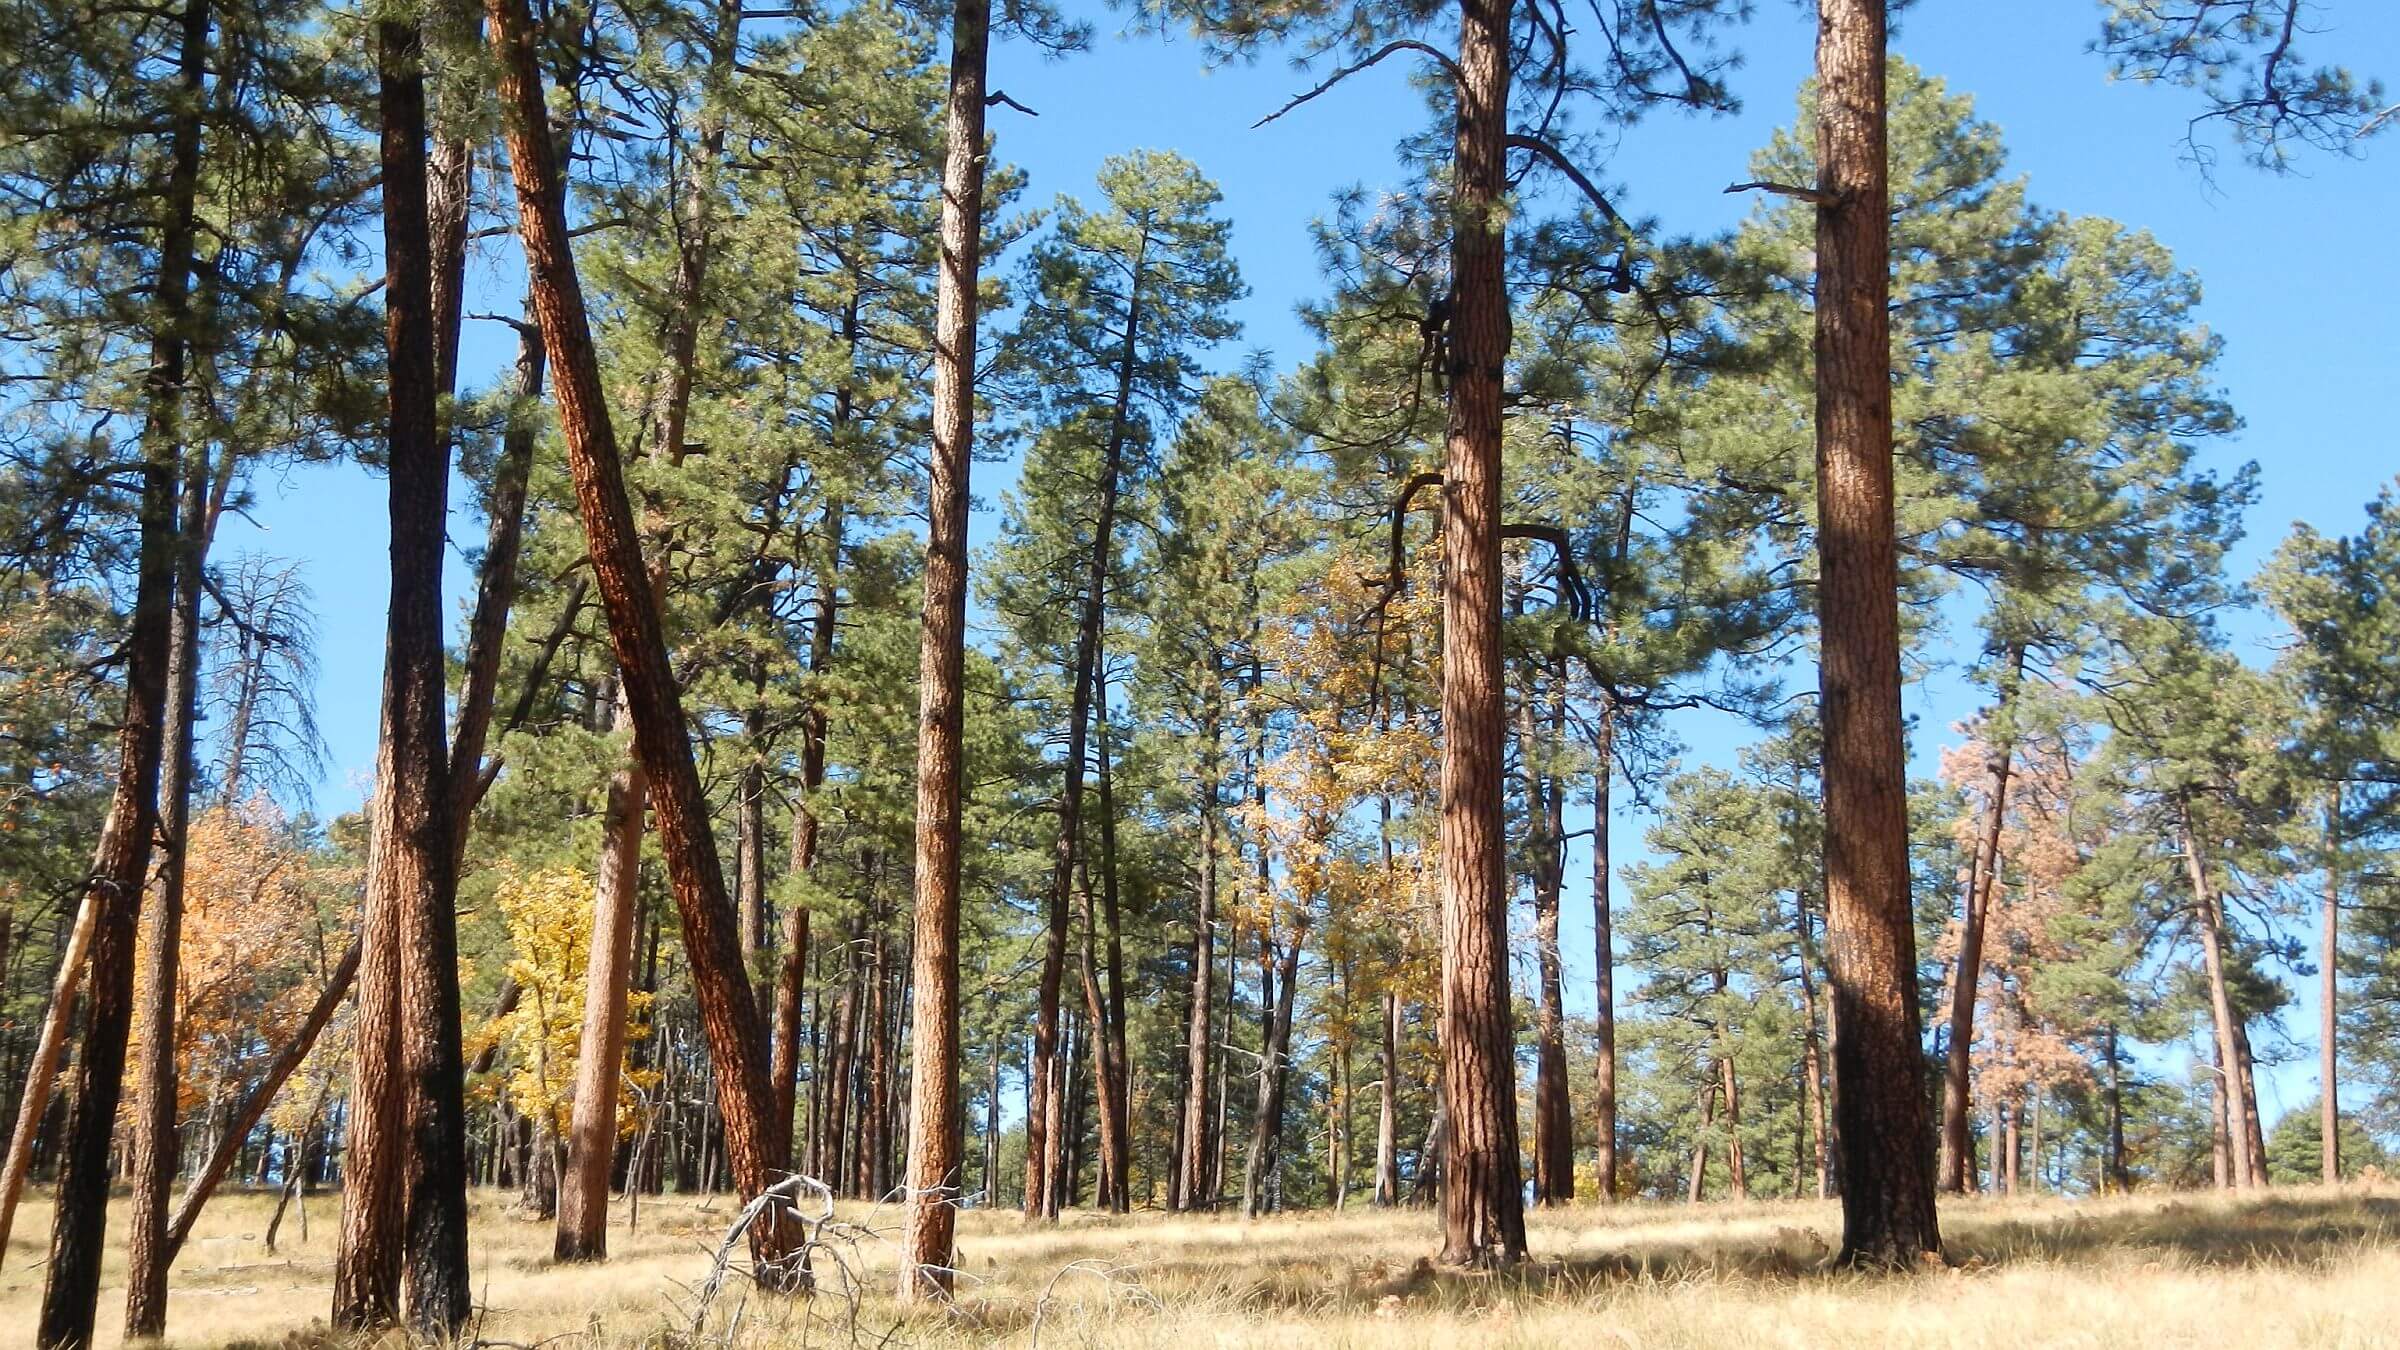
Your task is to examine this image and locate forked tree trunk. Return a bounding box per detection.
[33,2,194,1339]
[1939,644,2024,1194]
[336,20,473,1334]
[124,434,218,1339]
[1242,920,1305,1218]
[1435,0,1526,1271]
[898,0,986,1259]
[1814,0,1940,1269]
[487,0,795,1277]
[2182,817,2265,1187]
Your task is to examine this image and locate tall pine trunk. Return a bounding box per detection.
[2322,790,2341,1184]
[1175,726,1221,1211]
[1815,0,1940,1269]
[1523,662,1572,1205]
[1435,0,1526,1271]
[899,0,986,1292]
[1591,702,1619,1202]
[487,0,796,1276]
[2182,818,2266,1186]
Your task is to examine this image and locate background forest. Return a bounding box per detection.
[0,0,2396,1345]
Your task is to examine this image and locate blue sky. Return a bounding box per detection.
[219,0,2398,1131]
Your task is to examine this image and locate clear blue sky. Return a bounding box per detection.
[221,0,2398,1131]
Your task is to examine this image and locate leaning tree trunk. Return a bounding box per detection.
[486,0,796,1277]
[32,1,195,1340]
[897,0,986,1299]
[1814,0,1940,1270]
[1938,643,2025,1194]
[1435,0,1527,1271]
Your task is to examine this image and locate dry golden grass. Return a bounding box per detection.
[5,1182,2397,1348]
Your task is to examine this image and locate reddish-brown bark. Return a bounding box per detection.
[485,0,796,1274]
[1435,0,1527,1271]
[1815,0,1942,1268]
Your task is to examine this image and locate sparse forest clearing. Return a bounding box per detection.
[5,1186,2398,1348]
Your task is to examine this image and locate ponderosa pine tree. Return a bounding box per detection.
[1809,0,1942,1268]
[990,148,1241,1220]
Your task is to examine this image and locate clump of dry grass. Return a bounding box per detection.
[4,1183,2395,1348]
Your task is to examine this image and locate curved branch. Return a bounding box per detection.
[1255,41,1464,129]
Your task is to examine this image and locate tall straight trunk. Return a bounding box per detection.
[1591,702,1619,1202]
[487,0,794,1275]
[1436,0,1526,1271]
[773,506,839,1155]
[1521,662,1572,1205]
[30,0,194,1338]
[124,435,218,1338]
[1688,1083,1715,1204]
[1075,867,1129,1213]
[1375,989,1401,1206]
[1175,733,1221,1212]
[1795,883,1831,1200]
[2322,790,2341,1184]
[1815,0,1939,1269]
[1094,703,1130,1211]
[1939,644,2025,1193]
[2181,816,2266,1187]
[2209,1035,2231,1189]
[336,19,473,1333]
[555,694,644,1261]
[1242,921,1305,1218]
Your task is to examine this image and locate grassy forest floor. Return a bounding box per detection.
[5,1183,2397,1348]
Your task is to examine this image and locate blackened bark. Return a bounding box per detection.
[1242,921,1305,1217]
[1436,0,1526,1271]
[1815,0,1941,1269]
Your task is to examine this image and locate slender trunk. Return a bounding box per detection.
[488,0,794,1274]
[1243,921,1305,1218]
[449,313,546,853]
[773,506,839,1156]
[2103,1025,2130,1192]
[1816,0,1939,1268]
[1376,990,1401,1206]
[29,4,192,1341]
[555,695,644,1261]
[1940,646,2025,1193]
[2322,790,2342,1184]
[1095,704,1130,1212]
[1522,662,1572,1205]
[0,888,96,1265]
[1436,0,1526,1270]
[1175,730,1221,1211]
[124,438,213,1338]
[1075,867,1128,1214]
[1592,702,1618,1202]
[1688,1083,1715,1204]
[1795,883,1831,1200]
[165,940,359,1259]
[2182,816,2265,1187]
